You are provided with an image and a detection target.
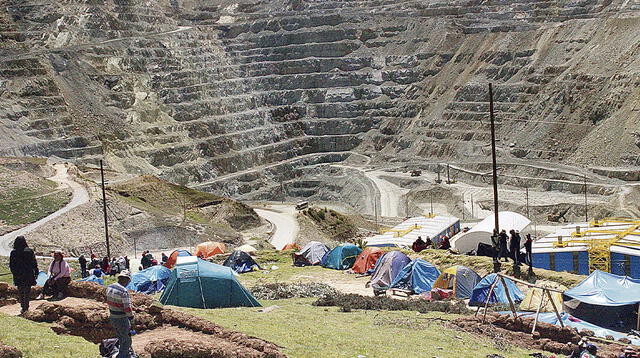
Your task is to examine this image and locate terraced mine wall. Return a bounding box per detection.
[1,0,639,198]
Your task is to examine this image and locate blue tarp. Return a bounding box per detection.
[127,265,171,294]
[517,312,640,346]
[564,270,640,306]
[389,259,440,294]
[78,275,104,285]
[321,244,362,270]
[36,271,48,286]
[469,273,525,306]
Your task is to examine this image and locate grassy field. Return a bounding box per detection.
[0,314,97,357]
[181,298,536,358]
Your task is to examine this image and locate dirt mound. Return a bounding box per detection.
[1,282,286,358]
[0,342,22,358]
[314,292,470,314]
[453,314,625,358]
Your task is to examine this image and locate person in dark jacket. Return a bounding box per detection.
[509,230,521,265]
[78,255,88,278]
[498,230,509,262]
[524,234,533,266]
[9,236,39,314]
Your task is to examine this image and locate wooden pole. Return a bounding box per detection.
[584,175,588,222]
[546,289,564,328]
[531,289,547,334]
[483,276,500,322]
[471,194,474,218]
[374,195,379,233]
[462,193,465,220]
[525,186,530,218]
[447,164,451,184]
[100,160,111,258]
[489,83,500,237]
[500,276,518,319]
[430,194,434,215]
[637,303,640,331]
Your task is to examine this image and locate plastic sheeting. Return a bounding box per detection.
[564,270,640,306]
[36,271,48,286]
[519,282,566,312]
[321,244,362,270]
[127,265,171,294]
[78,275,104,285]
[294,241,330,266]
[369,251,411,293]
[389,259,440,294]
[469,273,525,306]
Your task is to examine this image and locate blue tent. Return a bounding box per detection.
[223,251,261,274]
[78,275,104,285]
[469,273,525,306]
[160,257,260,309]
[127,265,172,294]
[369,251,411,294]
[564,270,640,306]
[321,244,363,270]
[389,259,441,294]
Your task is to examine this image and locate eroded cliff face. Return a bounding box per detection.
[0,0,639,197]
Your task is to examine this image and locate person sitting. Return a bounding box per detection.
[37,250,71,300]
[439,235,451,250]
[141,251,151,269]
[425,237,433,249]
[110,258,119,276]
[161,252,168,264]
[412,236,426,252]
[89,265,103,278]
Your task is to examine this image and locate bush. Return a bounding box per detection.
[314,293,470,314]
[250,282,339,300]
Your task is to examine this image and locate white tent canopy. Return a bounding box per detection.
[452,211,531,254]
[364,215,460,248]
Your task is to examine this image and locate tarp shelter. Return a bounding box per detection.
[519,281,566,312]
[389,259,440,294]
[160,257,260,309]
[364,215,460,248]
[78,275,104,285]
[451,211,530,254]
[469,273,525,306]
[281,243,301,251]
[236,244,257,255]
[352,247,385,274]
[293,241,330,266]
[432,265,481,298]
[164,249,192,269]
[195,241,226,259]
[321,244,363,270]
[223,251,261,273]
[562,270,640,330]
[369,251,411,294]
[126,265,171,294]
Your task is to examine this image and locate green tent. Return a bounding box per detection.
[321,243,362,270]
[159,257,260,309]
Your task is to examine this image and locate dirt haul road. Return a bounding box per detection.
[0,163,89,256]
[254,205,299,250]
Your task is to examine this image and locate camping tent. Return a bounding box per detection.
[469,273,525,306]
[281,243,301,251]
[160,257,260,309]
[451,211,530,254]
[78,275,104,285]
[389,259,440,294]
[164,249,192,269]
[236,244,257,255]
[127,265,171,294]
[562,270,640,330]
[321,244,363,270]
[223,251,261,273]
[369,251,411,294]
[519,281,566,312]
[352,247,385,274]
[293,241,330,266]
[195,241,226,258]
[432,265,481,298]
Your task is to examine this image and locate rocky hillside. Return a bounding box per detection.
[0,0,638,198]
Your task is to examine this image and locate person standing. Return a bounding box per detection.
[9,236,38,314]
[161,252,168,264]
[123,256,130,270]
[509,230,521,265]
[106,271,135,358]
[524,234,533,267]
[499,230,509,262]
[78,255,88,278]
[38,250,71,300]
[141,251,151,270]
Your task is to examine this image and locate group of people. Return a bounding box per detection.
[411,235,451,253]
[492,229,533,266]
[78,254,130,279]
[141,250,159,270]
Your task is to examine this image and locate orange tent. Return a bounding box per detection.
[195,241,226,258]
[281,243,301,251]
[351,247,384,274]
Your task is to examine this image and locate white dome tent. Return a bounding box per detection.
[452,211,531,254]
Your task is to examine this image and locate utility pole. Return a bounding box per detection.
[489,83,500,235]
[584,175,588,222]
[471,194,474,218]
[446,164,451,184]
[462,193,465,220]
[430,193,434,216]
[525,186,530,218]
[281,181,285,203]
[373,195,379,233]
[436,167,441,184]
[100,160,111,258]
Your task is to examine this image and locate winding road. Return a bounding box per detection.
[0,164,89,256]
[254,205,299,250]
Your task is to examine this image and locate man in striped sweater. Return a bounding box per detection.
[106,270,135,358]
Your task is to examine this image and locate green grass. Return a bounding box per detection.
[0,313,97,357]
[0,187,71,226]
[180,298,536,358]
